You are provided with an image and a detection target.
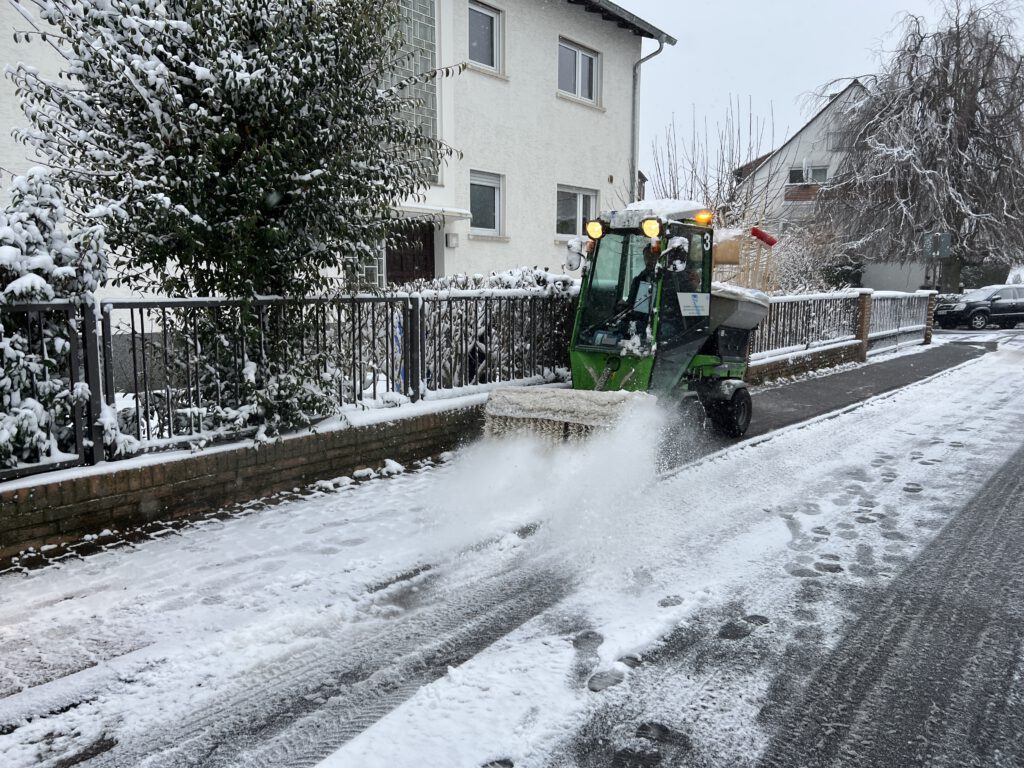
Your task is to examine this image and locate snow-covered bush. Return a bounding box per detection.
[770,230,862,295]
[0,168,107,467]
[394,267,579,295]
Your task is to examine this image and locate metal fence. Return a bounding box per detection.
[749,291,862,360]
[99,296,423,446]
[57,292,569,468]
[749,289,934,364]
[868,291,932,355]
[0,287,931,480]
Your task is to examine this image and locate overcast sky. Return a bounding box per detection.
[614,0,1023,189]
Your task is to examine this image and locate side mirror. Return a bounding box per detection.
[565,238,587,271]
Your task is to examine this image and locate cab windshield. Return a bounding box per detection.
[577,233,650,347]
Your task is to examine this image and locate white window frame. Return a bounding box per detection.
[470,170,502,235]
[787,166,828,184]
[468,2,502,72]
[558,39,599,102]
[556,185,598,238]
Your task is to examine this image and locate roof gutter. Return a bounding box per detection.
[630,36,668,203]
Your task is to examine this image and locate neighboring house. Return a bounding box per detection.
[0,1,674,286]
[730,80,941,292]
[731,80,864,235]
[386,0,674,284]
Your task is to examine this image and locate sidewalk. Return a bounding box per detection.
[747,341,990,438]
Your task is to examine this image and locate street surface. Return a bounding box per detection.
[0,330,1022,767]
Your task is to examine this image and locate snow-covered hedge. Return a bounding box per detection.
[393,267,579,295]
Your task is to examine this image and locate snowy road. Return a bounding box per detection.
[1,337,1023,767]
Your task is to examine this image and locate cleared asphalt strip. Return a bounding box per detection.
[747,343,989,438]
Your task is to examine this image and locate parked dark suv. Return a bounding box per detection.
[935,285,1024,330]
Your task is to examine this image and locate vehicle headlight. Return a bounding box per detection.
[953,302,965,311]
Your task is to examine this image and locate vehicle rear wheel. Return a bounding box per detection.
[969,312,989,330]
[710,387,752,438]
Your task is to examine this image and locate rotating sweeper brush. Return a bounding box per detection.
[483,387,654,442]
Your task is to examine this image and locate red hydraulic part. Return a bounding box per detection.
[750,226,778,246]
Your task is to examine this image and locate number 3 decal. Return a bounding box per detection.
[702,233,712,252]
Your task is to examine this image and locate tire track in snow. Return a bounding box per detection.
[757,442,1024,768]
[88,550,573,768]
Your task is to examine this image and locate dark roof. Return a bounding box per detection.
[733,152,773,182]
[565,0,677,45]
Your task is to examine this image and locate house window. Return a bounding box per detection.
[556,186,597,236]
[468,2,501,69]
[558,39,598,101]
[788,166,828,184]
[470,171,502,234]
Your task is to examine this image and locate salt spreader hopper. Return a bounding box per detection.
[484,204,770,440]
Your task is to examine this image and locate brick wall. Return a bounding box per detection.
[744,344,863,385]
[1,406,484,566]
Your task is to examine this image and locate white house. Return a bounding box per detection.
[386,0,674,284]
[1,1,674,286]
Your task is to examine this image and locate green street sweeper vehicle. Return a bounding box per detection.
[484,204,770,440]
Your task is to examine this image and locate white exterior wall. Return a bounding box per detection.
[2,5,37,198]
[861,262,930,292]
[1,4,67,202]
[422,0,642,277]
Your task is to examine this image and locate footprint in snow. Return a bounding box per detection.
[813,561,843,574]
[718,614,770,640]
[587,668,625,692]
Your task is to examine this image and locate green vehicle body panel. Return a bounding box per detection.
[569,347,656,392]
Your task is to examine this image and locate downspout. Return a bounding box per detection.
[630,36,667,203]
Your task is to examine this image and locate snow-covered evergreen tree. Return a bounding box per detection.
[8,0,459,297]
[817,1,1024,292]
[0,167,107,467]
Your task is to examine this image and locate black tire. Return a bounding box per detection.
[968,312,989,330]
[711,387,752,438]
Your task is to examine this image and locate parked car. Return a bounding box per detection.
[934,285,1024,330]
